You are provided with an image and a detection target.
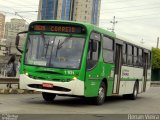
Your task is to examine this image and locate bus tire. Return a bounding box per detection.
[42,92,56,102]
[93,82,106,105]
[130,82,139,100]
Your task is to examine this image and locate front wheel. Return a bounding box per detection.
[42,92,56,102]
[93,82,106,105]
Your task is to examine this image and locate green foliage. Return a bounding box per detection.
[152,48,160,69]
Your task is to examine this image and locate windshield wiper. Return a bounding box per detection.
[57,36,71,49]
[40,32,49,58]
[55,36,72,58]
[55,40,60,57]
[45,40,49,58]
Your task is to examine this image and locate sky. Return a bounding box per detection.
[0,0,160,48]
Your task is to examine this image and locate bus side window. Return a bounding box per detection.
[102,36,114,63]
[127,44,133,65]
[148,51,151,69]
[122,43,127,64]
[138,48,143,67]
[133,47,138,66]
[87,39,100,69]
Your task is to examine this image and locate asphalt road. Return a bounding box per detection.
[0,87,160,114]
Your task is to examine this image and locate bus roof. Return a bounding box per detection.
[31,20,151,50]
[116,34,152,50]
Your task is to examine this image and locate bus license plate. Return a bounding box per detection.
[42,83,53,88]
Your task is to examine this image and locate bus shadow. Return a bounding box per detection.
[105,95,146,106]
[31,95,145,107]
[45,97,90,106]
[27,94,145,107]
[27,96,89,106]
[52,96,126,106]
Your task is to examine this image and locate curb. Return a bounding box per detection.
[0,89,40,94]
[151,82,160,87]
[151,85,160,87]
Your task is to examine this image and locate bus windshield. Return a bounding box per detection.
[25,35,85,69]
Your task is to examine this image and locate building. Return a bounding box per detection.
[38,0,101,25]
[0,39,8,56]
[0,13,5,40]
[0,39,8,76]
[57,0,74,21]
[4,18,28,55]
[38,0,58,20]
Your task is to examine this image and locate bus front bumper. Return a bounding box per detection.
[20,74,84,96]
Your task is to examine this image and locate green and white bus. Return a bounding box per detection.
[16,20,151,105]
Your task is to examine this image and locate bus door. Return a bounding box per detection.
[113,44,122,94]
[85,32,101,96]
[143,52,148,92]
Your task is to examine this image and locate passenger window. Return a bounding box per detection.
[133,47,138,66]
[103,36,114,63]
[148,51,151,69]
[122,43,127,64]
[127,44,133,65]
[138,48,143,67]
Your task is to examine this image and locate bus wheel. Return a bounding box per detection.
[130,82,138,100]
[42,92,56,102]
[94,82,106,105]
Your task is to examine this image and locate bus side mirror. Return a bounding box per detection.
[92,41,97,52]
[15,31,28,53]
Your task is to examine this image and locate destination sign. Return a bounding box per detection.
[29,23,86,34]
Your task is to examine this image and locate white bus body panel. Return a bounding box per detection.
[118,66,151,95]
[20,74,84,96]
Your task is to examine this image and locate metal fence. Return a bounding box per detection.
[0,77,160,89]
[0,77,19,88]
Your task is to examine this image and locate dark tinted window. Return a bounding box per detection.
[148,51,151,69]
[139,48,142,56]
[127,44,132,55]
[103,37,113,50]
[134,47,138,56]
[127,44,133,65]
[133,47,138,66]
[127,56,133,65]
[138,48,143,67]
[103,50,114,63]
[123,54,127,64]
[123,44,126,54]
[103,36,114,63]
[122,43,127,64]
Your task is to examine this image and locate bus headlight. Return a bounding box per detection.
[25,73,29,76]
[72,77,77,80]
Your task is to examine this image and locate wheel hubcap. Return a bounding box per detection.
[134,87,138,97]
[99,87,105,101]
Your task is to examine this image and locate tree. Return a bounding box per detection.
[152,48,160,69]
